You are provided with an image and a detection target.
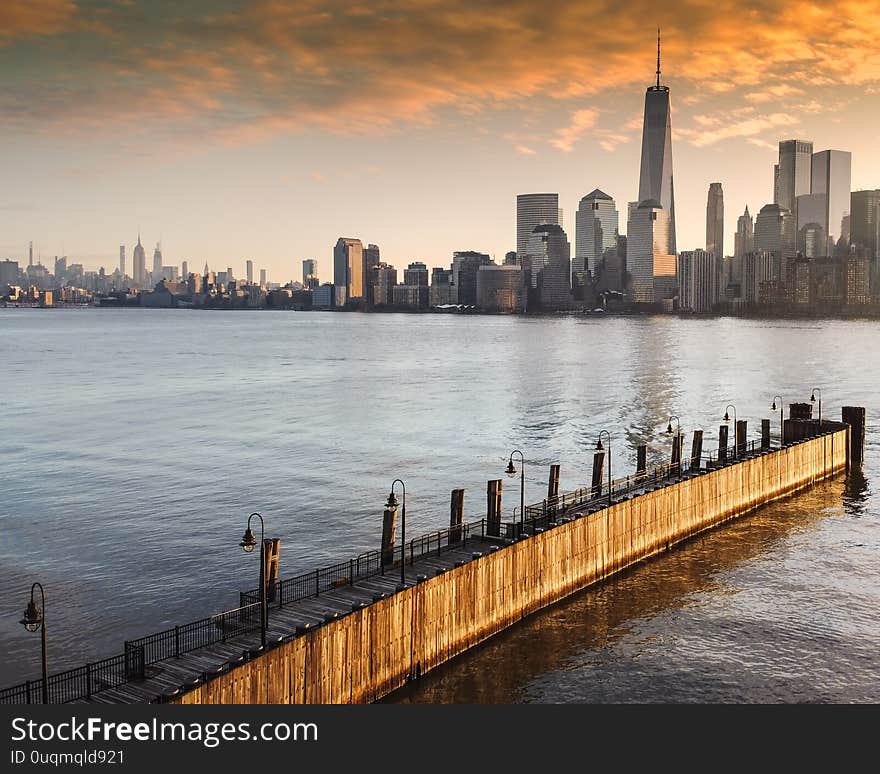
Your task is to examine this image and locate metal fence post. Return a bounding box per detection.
[315,568,320,596]
[349,558,354,586]
[86,663,91,699]
[26,680,31,704]
[174,625,180,658]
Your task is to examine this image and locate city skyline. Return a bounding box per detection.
[1,2,879,277]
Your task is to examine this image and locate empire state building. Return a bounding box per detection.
[637,29,677,255]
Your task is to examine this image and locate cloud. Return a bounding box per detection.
[514,144,537,156]
[678,112,801,147]
[551,109,599,151]
[0,0,878,148]
[0,0,78,42]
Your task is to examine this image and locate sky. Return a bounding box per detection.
[1,0,879,281]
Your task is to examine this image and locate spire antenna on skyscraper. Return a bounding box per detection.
[656,28,661,89]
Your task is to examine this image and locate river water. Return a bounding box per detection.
[1,308,878,701]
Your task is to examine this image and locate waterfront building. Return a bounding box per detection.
[0,259,19,288]
[678,249,718,312]
[333,237,364,305]
[451,251,493,306]
[523,223,571,310]
[430,267,453,306]
[575,189,618,276]
[392,284,425,309]
[637,30,676,255]
[755,203,794,281]
[403,262,428,287]
[476,264,525,313]
[516,194,559,261]
[844,251,871,305]
[302,259,317,286]
[798,222,827,259]
[850,190,880,258]
[246,260,253,284]
[742,250,775,304]
[370,263,397,306]
[807,149,852,246]
[312,283,334,309]
[627,199,676,303]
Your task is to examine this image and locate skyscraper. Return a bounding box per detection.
[333,238,364,305]
[302,259,317,286]
[775,140,813,216]
[734,206,754,260]
[260,269,267,286]
[29,241,33,267]
[524,224,571,310]
[133,234,146,286]
[362,244,381,305]
[637,30,676,255]
[516,194,559,261]
[152,242,163,280]
[575,189,618,276]
[705,183,724,259]
[627,199,676,303]
[181,260,188,279]
[246,259,253,284]
[808,149,852,244]
[755,203,793,281]
[451,251,493,306]
[119,245,125,277]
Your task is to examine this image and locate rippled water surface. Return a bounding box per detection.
[1,308,878,701]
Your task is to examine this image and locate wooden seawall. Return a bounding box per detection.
[174,426,849,704]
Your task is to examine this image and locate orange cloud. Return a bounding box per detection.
[0,0,77,41]
[2,0,879,149]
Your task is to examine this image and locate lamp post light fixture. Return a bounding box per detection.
[771,395,784,447]
[723,404,738,459]
[666,415,682,479]
[239,512,267,648]
[810,387,822,427]
[20,582,48,704]
[596,430,612,506]
[386,479,406,587]
[505,450,525,537]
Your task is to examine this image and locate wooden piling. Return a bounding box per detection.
[264,539,281,602]
[671,433,682,474]
[842,406,866,468]
[548,464,560,500]
[591,450,605,497]
[718,425,729,463]
[761,419,771,450]
[449,489,465,542]
[636,445,647,478]
[690,430,703,470]
[736,420,747,456]
[487,479,502,537]
[381,508,397,566]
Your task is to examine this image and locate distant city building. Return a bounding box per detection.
[246,259,253,284]
[523,223,571,310]
[302,259,317,286]
[119,246,126,278]
[706,182,724,259]
[0,259,19,288]
[312,283,334,309]
[430,267,453,306]
[516,194,559,261]
[260,268,267,286]
[54,256,67,283]
[678,249,718,312]
[392,284,426,309]
[850,190,880,259]
[734,206,754,261]
[755,203,794,280]
[152,243,163,280]
[638,31,677,255]
[627,199,676,303]
[742,250,775,304]
[810,149,852,245]
[451,251,493,305]
[775,139,813,219]
[575,189,618,277]
[370,263,397,306]
[333,237,364,305]
[844,252,871,305]
[503,251,518,265]
[181,260,188,279]
[403,262,428,287]
[798,222,827,259]
[476,264,525,313]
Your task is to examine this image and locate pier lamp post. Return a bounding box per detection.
[666,415,682,479]
[505,450,525,537]
[771,396,784,447]
[810,387,822,427]
[239,512,267,648]
[386,480,406,587]
[20,582,48,704]
[723,404,738,459]
[596,431,612,506]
